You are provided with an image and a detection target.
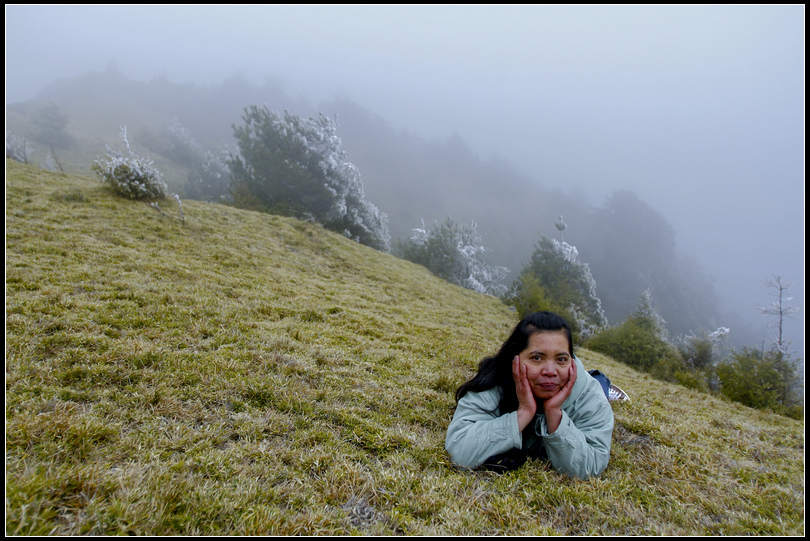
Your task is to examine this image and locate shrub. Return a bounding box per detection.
[508,273,564,319]
[585,316,680,373]
[586,289,687,380]
[676,334,716,371]
[92,127,167,201]
[715,348,803,418]
[671,367,711,393]
[505,273,584,342]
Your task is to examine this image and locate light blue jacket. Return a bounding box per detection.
[445,356,613,479]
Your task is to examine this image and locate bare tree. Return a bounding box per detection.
[47,145,66,174]
[757,274,800,355]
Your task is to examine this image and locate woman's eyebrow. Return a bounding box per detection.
[527,350,568,356]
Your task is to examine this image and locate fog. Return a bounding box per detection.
[6,5,804,355]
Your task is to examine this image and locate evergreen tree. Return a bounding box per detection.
[228,106,390,251]
[510,236,607,339]
[399,217,508,296]
[185,148,234,203]
[632,289,668,341]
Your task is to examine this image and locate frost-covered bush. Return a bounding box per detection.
[228,106,390,252]
[308,114,391,252]
[92,127,167,200]
[670,327,730,393]
[674,326,730,372]
[6,132,33,164]
[399,217,508,295]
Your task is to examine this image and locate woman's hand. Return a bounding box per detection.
[512,355,537,431]
[543,359,577,434]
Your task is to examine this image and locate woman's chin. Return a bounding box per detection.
[532,386,562,400]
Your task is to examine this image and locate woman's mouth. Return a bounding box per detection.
[536,382,559,390]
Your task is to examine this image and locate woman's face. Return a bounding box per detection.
[517,330,573,400]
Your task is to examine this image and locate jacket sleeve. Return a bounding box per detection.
[444,389,522,469]
[534,378,614,479]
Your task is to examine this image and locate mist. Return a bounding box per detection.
[6,5,804,355]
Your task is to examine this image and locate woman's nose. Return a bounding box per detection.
[539,361,557,376]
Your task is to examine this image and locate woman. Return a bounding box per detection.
[445,311,613,478]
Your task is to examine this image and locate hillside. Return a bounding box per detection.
[6,69,741,340]
[5,159,804,535]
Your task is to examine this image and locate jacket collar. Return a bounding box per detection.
[565,355,588,406]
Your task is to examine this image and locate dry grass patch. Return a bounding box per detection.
[5,159,804,535]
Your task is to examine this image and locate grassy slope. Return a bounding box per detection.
[5,159,804,535]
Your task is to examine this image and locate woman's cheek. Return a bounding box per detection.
[560,362,573,384]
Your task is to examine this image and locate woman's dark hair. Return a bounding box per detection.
[455,311,573,413]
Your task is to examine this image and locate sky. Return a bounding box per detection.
[5,5,805,354]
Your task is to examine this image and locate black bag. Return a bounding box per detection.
[481,448,527,472]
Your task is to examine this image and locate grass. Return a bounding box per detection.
[5,159,805,535]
